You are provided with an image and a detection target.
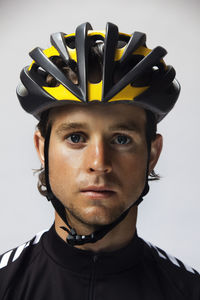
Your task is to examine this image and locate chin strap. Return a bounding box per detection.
[57,199,130,246]
[44,125,149,246]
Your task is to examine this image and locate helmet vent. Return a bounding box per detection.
[42,56,78,87]
[65,36,76,49]
[117,40,127,49]
[88,43,103,83]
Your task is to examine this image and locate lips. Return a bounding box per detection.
[80,186,116,199]
[81,186,115,192]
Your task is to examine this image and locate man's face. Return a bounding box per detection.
[46,103,149,228]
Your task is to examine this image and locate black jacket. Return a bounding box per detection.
[0,224,199,299]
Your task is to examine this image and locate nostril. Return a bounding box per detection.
[89,167,111,173]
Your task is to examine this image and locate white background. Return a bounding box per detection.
[0,0,200,271]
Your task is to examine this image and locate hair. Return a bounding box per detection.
[35,42,160,197]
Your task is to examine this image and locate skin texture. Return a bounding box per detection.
[34,103,162,252]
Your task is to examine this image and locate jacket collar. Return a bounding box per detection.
[42,224,144,276]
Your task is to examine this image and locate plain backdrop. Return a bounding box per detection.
[0,0,200,271]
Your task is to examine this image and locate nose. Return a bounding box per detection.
[86,138,112,174]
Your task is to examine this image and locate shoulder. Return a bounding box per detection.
[0,229,47,296]
[139,237,200,297]
[0,229,47,271]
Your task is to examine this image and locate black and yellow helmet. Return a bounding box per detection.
[17,22,180,122]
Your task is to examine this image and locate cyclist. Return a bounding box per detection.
[0,22,199,299]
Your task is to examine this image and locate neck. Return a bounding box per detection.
[55,206,138,252]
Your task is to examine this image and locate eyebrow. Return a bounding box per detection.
[55,121,141,135]
[108,122,141,132]
[55,122,89,135]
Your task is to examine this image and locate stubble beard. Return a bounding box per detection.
[64,202,126,234]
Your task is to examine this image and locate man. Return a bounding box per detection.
[0,22,199,299]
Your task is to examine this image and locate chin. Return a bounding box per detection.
[81,205,123,226]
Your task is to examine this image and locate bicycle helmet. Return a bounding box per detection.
[16,22,181,246]
[17,22,180,122]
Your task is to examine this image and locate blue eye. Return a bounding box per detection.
[67,134,83,143]
[114,135,131,145]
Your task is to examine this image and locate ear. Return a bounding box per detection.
[34,130,45,167]
[148,134,163,174]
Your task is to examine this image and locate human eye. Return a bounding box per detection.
[112,134,132,145]
[65,132,86,144]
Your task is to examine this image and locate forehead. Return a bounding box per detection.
[49,103,147,130]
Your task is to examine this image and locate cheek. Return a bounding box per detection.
[115,149,148,193]
[49,143,82,173]
[115,147,147,177]
[48,144,82,194]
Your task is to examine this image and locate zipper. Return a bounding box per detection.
[88,255,98,300]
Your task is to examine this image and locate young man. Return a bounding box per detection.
[0,22,199,299]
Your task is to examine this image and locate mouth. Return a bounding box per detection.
[80,186,116,199]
